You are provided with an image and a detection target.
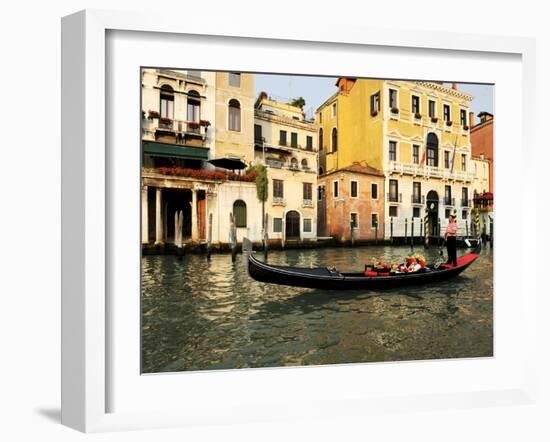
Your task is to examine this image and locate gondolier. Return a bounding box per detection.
[444,211,458,268]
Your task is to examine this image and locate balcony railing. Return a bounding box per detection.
[388,161,473,182]
[411,195,425,205]
[302,199,314,208]
[142,117,208,140]
[387,192,402,203]
[444,197,456,206]
[461,199,471,207]
[272,197,286,206]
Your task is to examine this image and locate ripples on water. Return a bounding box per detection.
[141,245,493,373]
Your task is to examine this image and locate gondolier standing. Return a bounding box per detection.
[444,211,458,267]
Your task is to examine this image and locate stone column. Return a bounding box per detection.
[191,189,198,241]
[155,188,164,244]
[141,185,148,244]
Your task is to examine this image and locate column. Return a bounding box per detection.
[155,187,163,244]
[191,189,198,241]
[141,185,148,244]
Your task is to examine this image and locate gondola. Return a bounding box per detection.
[245,238,482,290]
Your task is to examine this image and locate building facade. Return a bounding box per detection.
[317,78,475,239]
[317,163,385,242]
[253,94,318,242]
[140,69,262,248]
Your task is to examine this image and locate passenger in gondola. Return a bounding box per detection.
[444,211,458,267]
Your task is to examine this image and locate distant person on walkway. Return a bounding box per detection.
[444,212,458,267]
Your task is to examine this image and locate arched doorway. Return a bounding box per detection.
[285,211,300,240]
[426,190,439,236]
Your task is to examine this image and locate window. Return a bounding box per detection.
[233,200,247,228]
[303,183,313,201]
[332,128,338,152]
[413,207,421,218]
[444,151,450,169]
[389,88,398,108]
[445,185,452,205]
[273,179,284,198]
[318,185,325,201]
[332,103,337,117]
[429,100,436,118]
[413,145,420,164]
[273,218,282,233]
[371,183,378,199]
[319,112,322,124]
[318,128,323,151]
[462,210,468,220]
[160,85,174,119]
[389,206,398,217]
[254,124,262,143]
[350,180,358,198]
[443,104,451,121]
[306,136,313,151]
[186,90,201,123]
[301,158,309,170]
[461,154,467,171]
[389,179,399,202]
[371,213,379,228]
[290,157,298,169]
[426,133,439,167]
[333,181,339,198]
[319,167,324,175]
[462,187,468,206]
[279,130,287,146]
[228,99,241,131]
[445,208,451,219]
[413,182,421,203]
[303,218,312,233]
[350,213,358,229]
[460,109,467,126]
[370,92,380,113]
[291,132,298,148]
[411,95,420,114]
[389,141,397,161]
[228,72,241,87]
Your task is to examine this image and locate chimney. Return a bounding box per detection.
[469,111,475,128]
[451,82,457,90]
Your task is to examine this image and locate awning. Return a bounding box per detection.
[142,141,209,160]
[208,157,247,170]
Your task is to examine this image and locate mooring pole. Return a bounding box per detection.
[404,218,408,246]
[206,212,212,260]
[230,213,236,262]
[350,221,355,247]
[390,216,394,244]
[424,208,429,248]
[411,218,414,251]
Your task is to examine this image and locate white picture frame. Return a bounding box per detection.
[61,9,538,433]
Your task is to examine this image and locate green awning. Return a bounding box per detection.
[142,142,209,160]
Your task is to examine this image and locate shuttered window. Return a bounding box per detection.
[233,200,247,228]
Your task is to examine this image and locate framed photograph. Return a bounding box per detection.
[62,9,537,433]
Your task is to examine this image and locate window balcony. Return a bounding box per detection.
[387,192,402,203]
[266,159,285,169]
[143,117,208,142]
[272,197,286,206]
[302,199,314,208]
[411,195,425,205]
[461,199,471,207]
[444,197,456,206]
[388,161,473,182]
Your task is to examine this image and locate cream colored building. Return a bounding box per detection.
[140,69,262,248]
[253,94,318,241]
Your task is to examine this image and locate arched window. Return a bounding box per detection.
[332,127,338,152]
[290,158,299,169]
[233,200,247,228]
[228,99,241,132]
[319,128,323,151]
[187,90,201,122]
[301,158,309,169]
[319,167,324,175]
[426,133,439,167]
[160,85,174,119]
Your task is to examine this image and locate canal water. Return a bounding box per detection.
[141,245,493,373]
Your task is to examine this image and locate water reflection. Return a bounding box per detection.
[141,245,493,373]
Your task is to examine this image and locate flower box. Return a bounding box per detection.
[430,116,438,123]
[414,112,422,119]
[148,110,160,120]
[390,107,399,114]
[188,121,200,129]
[463,125,469,130]
[199,120,211,127]
[445,120,453,127]
[370,110,378,117]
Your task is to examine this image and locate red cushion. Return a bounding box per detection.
[378,272,390,276]
[364,271,378,277]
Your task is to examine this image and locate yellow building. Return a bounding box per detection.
[214,72,255,164]
[317,78,475,239]
[254,94,318,242]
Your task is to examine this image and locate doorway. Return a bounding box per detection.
[285,211,300,240]
[426,190,439,236]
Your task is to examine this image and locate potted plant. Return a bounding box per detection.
[370,109,378,117]
[159,117,172,127]
[199,119,211,127]
[445,120,453,127]
[188,121,200,129]
[463,125,469,130]
[148,110,160,120]
[414,112,422,119]
[390,107,399,114]
[431,116,438,123]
